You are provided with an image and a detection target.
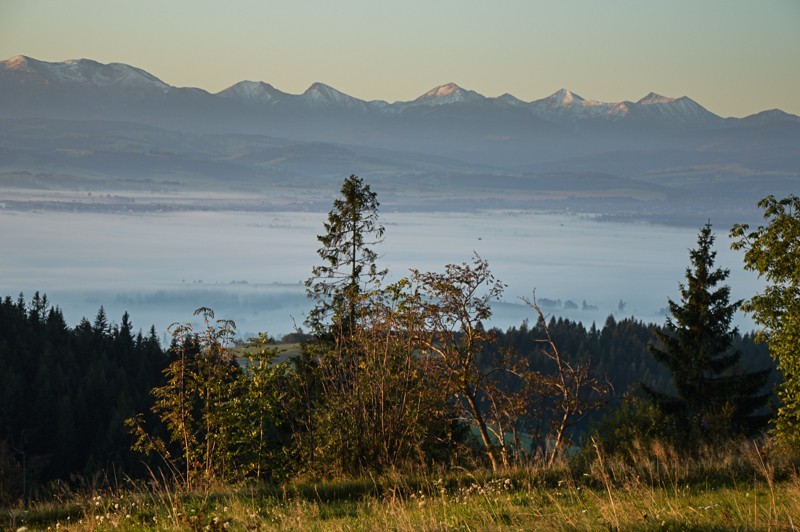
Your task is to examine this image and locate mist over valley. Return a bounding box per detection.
[1,55,794,338]
[0,205,764,340]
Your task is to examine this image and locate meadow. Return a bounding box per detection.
[8,442,799,531]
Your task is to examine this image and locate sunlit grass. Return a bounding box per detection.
[9,478,800,530]
[8,446,800,531]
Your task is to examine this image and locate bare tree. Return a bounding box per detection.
[526,296,613,467]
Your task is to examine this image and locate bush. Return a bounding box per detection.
[590,393,674,457]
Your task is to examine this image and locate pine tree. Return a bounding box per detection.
[646,223,770,441]
[305,174,386,335]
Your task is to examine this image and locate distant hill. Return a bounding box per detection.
[1,55,798,224]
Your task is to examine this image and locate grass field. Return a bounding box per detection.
[8,445,800,531]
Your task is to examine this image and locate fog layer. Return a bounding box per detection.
[0,208,761,340]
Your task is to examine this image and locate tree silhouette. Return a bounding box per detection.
[646,223,770,441]
[305,174,386,335]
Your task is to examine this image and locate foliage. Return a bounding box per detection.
[3,180,790,504]
[227,332,290,481]
[128,308,237,486]
[0,289,775,503]
[305,174,386,334]
[128,308,287,486]
[0,441,24,506]
[591,394,674,456]
[645,223,770,442]
[731,194,800,451]
[0,293,166,499]
[294,284,458,475]
[296,176,480,476]
[407,255,545,471]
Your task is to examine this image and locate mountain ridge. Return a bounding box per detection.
[3,55,797,124]
[1,55,798,184]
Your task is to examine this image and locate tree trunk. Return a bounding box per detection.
[466,392,499,472]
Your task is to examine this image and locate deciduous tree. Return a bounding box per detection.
[527,299,612,467]
[129,308,243,486]
[731,195,800,451]
[408,255,532,471]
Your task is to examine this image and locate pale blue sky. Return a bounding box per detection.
[2,0,798,116]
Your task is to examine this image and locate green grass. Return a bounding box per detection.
[7,477,799,530]
[7,453,800,531]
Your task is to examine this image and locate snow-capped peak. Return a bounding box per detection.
[3,55,33,70]
[304,82,348,101]
[544,88,585,108]
[217,80,287,104]
[624,93,722,125]
[412,83,484,106]
[422,82,463,98]
[529,89,622,122]
[1,55,171,92]
[301,82,368,110]
[0,55,739,126]
[638,92,676,105]
[494,93,527,106]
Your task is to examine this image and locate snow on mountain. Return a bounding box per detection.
[217,80,290,105]
[520,88,723,126]
[607,102,632,120]
[2,55,35,72]
[637,92,675,105]
[3,55,792,129]
[299,82,370,110]
[543,88,585,107]
[528,89,619,122]
[2,55,171,93]
[408,83,485,106]
[493,93,527,106]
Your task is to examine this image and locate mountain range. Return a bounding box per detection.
[4,55,796,124]
[1,55,798,224]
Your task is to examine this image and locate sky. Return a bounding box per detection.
[1,0,799,117]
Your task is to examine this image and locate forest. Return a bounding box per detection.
[1,178,798,529]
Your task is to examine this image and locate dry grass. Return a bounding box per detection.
[7,443,800,530]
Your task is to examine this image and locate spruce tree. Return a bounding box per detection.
[645,223,770,441]
[305,174,386,335]
[298,175,387,474]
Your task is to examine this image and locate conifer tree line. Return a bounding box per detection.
[1,176,796,500]
[0,296,164,503]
